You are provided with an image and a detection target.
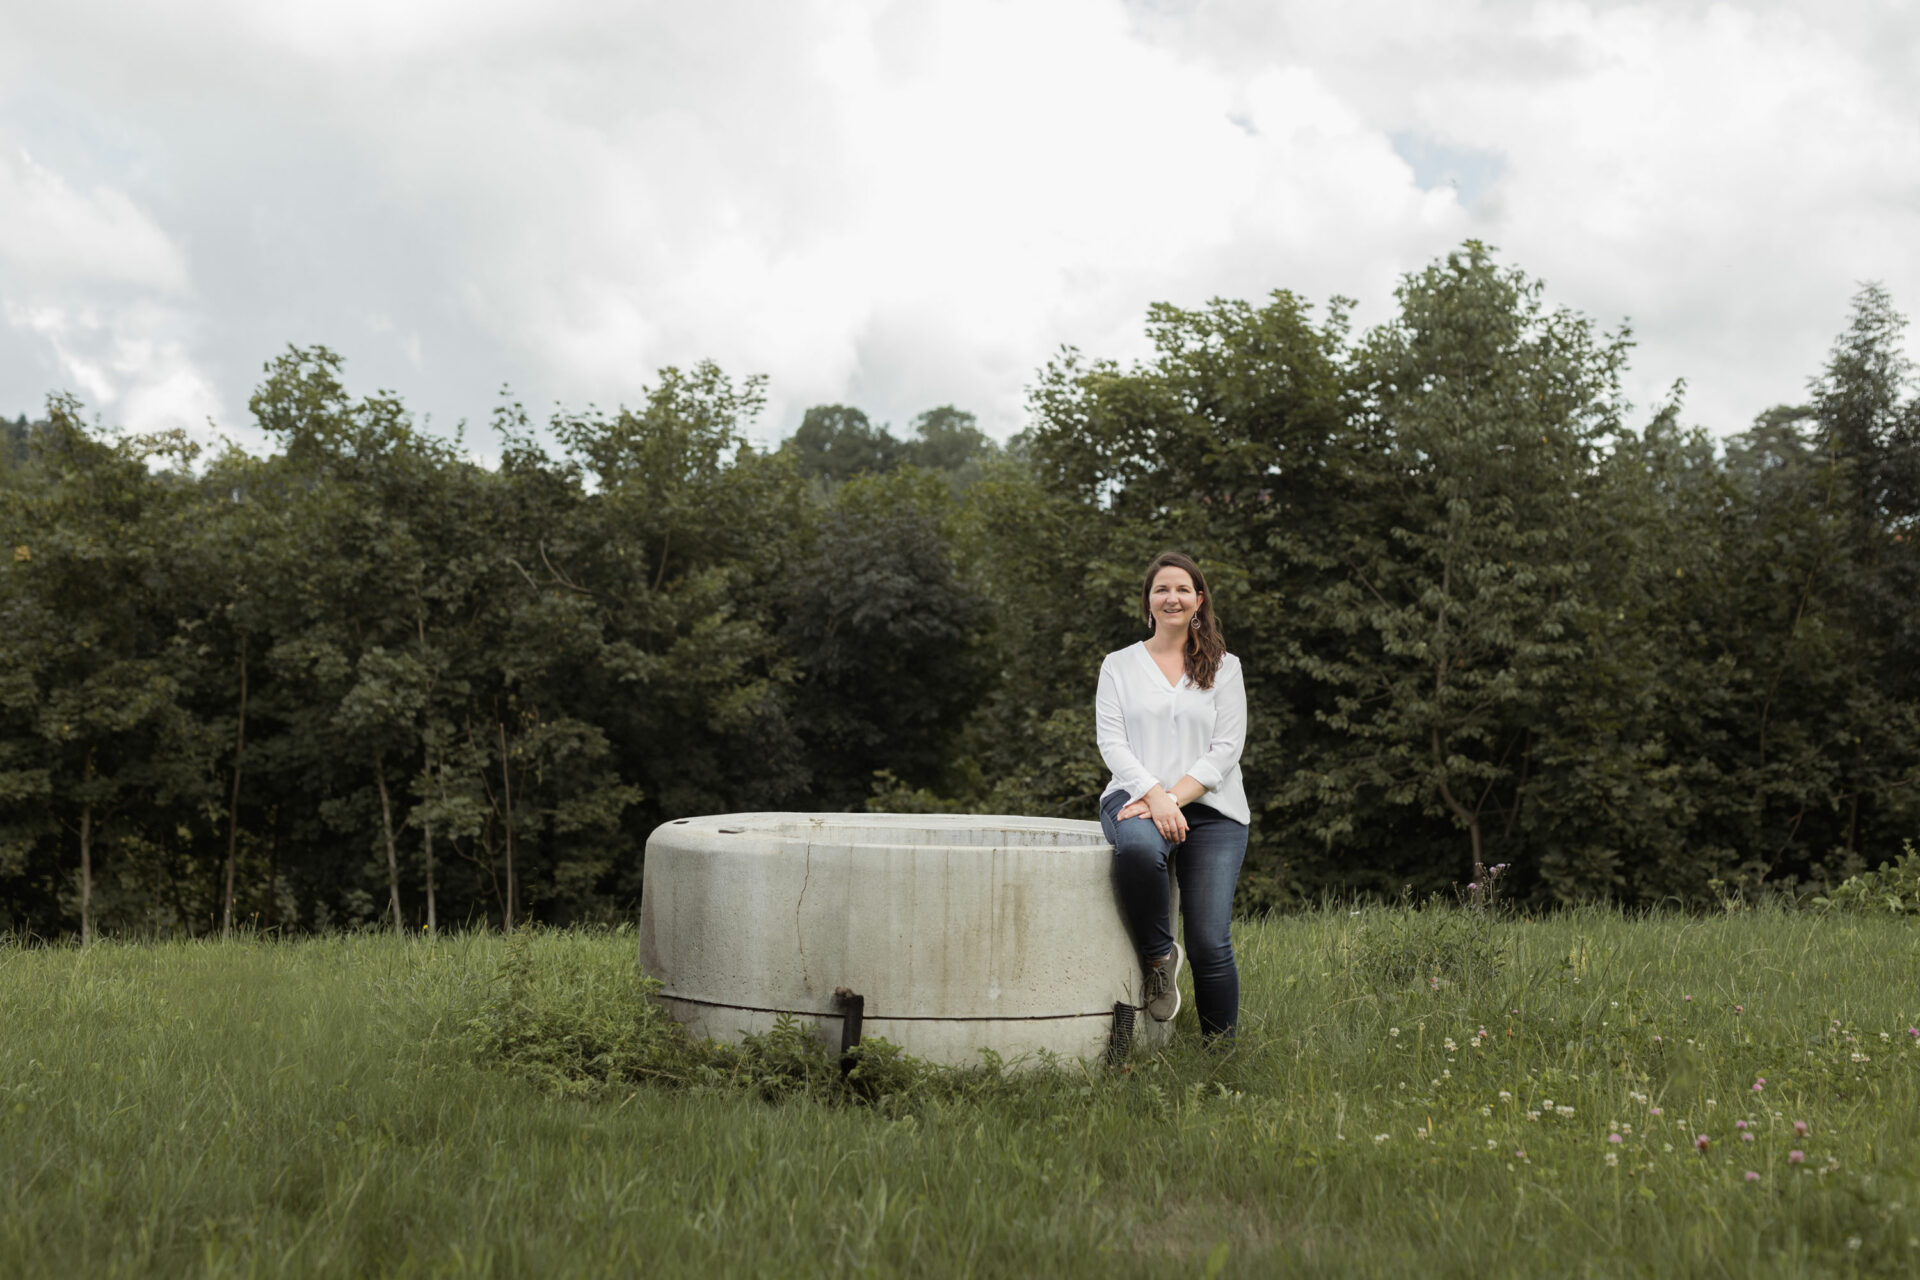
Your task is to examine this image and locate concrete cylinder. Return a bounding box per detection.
[638,812,1174,1067]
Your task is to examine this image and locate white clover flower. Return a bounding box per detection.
[1605,1152,1619,1167]
[1374,1133,1390,1144]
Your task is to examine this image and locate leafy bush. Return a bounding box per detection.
[465,927,942,1104]
[1813,842,1920,916]
[1344,899,1511,992]
[464,927,709,1097]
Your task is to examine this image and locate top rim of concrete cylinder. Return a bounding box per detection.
[657,811,1108,850]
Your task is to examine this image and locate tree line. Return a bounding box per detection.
[3,244,1916,938]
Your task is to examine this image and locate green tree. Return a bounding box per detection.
[0,398,212,940]
[784,404,903,481]
[1276,245,1629,892]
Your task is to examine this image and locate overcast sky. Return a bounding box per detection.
[3,0,1916,456]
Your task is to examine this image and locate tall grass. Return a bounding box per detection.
[2,908,1917,1278]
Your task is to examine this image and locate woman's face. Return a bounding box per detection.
[1148,566,1202,631]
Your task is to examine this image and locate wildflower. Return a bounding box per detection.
[1881,1032,1891,1042]
[1389,1027,1400,1038]
[1695,1135,1711,1152]
[1649,1106,1662,1117]
[1752,1081,1764,1093]
[1498,1090,1512,1103]
[1621,1123,1633,1136]
[1444,1038,1458,1053]
[1851,1052,1870,1063]
[1556,1106,1575,1118]
[1684,995,1692,1002]
[1741,1133,1754,1143]
[1793,1120,1808,1137]
[1608,1133,1623,1145]
[1486,1138,1497,1150]
[1663,1143,1674,1153]
[1745,1171,1761,1183]
[1652,1035,1662,1044]
[1527,1111,1541,1122]
[1706,1098,1717,1109]
[1480,1106,1492,1117]
[1735,1121,1747,1130]
[1788,1150,1804,1164]
[1441,1070,1451,1080]
[1847,1237,1862,1251]
[1908,1027,1919,1038]
[1373,1134,1390,1145]
[1734,1005,1744,1014]
[1605,1152,1619,1167]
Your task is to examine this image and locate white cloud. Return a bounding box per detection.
[0,126,223,434]
[0,0,1914,446]
[0,144,188,293]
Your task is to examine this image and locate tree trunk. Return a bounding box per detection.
[222,632,249,938]
[373,757,405,935]
[79,751,95,947]
[423,821,437,936]
[265,808,279,931]
[499,721,516,930]
[1432,728,1487,898]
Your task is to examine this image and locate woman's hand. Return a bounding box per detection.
[1143,787,1188,843]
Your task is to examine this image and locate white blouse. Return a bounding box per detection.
[1095,642,1249,825]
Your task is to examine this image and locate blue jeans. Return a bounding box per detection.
[1099,789,1248,1039]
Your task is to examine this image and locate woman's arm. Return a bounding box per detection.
[1095,660,1159,803]
[1118,776,1205,817]
[1182,659,1246,795]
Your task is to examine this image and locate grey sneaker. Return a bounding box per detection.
[1144,942,1183,1022]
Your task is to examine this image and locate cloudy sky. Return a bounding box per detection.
[2,0,1916,455]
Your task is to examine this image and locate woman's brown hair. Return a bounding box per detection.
[1140,551,1225,690]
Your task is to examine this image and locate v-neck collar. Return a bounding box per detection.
[1136,640,1186,690]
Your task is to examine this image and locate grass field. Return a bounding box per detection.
[3,908,1918,1278]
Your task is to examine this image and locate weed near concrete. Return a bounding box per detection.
[2,908,1918,1278]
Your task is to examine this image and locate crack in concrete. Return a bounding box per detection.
[795,839,812,992]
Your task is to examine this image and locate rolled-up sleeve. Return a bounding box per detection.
[1095,659,1160,803]
[1184,659,1245,792]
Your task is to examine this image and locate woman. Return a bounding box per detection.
[1095,551,1249,1040]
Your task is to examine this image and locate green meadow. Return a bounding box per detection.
[3,910,1917,1279]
